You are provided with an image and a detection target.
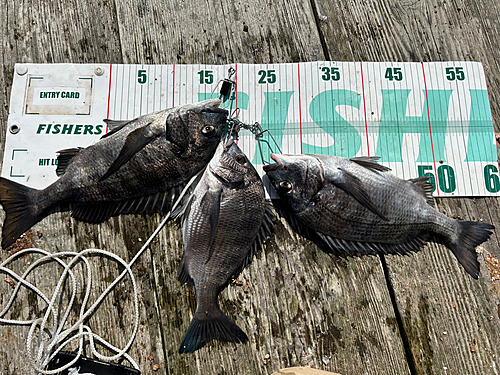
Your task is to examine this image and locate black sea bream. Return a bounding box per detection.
[177,138,274,353]
[0,99,227,249]
[264,153,494,279]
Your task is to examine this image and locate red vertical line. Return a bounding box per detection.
[422,62,440,196]
[152,65,156,112]
[480,63,499,159]
[235,63,238,111]
[298,63,303,154]
[452,62,473,195]
[470,62,488,195]
[106,64,113,133]
[235,63,238,145]
[139,65,144,116]
[172,64,176,107]
[360,62,370,156]
[234,64,238,144]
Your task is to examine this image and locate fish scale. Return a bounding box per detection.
[264,153,494,279]
[177,138,274,353]
[0,99,227,249]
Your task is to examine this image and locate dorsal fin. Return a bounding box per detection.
[101,119,134,139]
[409,177,435,207]
[56,147,84,176]
[350,156,391,172]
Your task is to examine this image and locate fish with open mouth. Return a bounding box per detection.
[264,153,494,279]
[176,138,274,353]
[0,99,227,249]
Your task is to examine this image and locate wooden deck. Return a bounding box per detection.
[1,0,500,374]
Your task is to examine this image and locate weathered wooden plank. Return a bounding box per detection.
[313,0,500,123]
[110,0,411,374]
[141,215,410,374]
[114,0,324,65]
[314,0,500,373]
[0,1,166,374]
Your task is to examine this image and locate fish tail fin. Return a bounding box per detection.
[445,220,494,279]
[178,307,248,353]
[0,178,42,249]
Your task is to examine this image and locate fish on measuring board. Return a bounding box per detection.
[0,99,228,249]
[175,138,274,353]
[263,153,494,279]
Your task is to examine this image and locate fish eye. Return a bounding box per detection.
[279,180,292,192]
[202,125,215,135]
[235,154,246,165]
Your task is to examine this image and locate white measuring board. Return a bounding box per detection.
[2,62,499,197]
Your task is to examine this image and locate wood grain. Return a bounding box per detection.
[109,0,409,373]
[1,0,500,374]
[0,1,152,374]
[314,0,500,373]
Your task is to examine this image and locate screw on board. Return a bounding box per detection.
[94,66,105,76]
[16,65,28,76]
[9,124,20,134]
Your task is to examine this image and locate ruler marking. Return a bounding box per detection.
[172,64,176,107]
[422,62,440,196]
[298,63,303,154]
[106,64,113,132]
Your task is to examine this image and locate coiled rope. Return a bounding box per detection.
[0,172,199,374]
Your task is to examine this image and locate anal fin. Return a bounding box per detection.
[316,232,429,257]
[71,188,183,224]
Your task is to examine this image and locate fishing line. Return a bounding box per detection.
[225,116,282,165]
[208,67,236,110]
[0,171,202,374]
[212,66,282,164]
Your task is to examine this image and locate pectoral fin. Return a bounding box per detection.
[200,188,222,263]
[329,168,389,221]
[99,123,155,181]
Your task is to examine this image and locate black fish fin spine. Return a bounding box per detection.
[232,203,276,280]
[101,119,134,139]
[177,257,194,286]
[350,156,391,172]
[179,307,248,353]
[0,178,43,249]
[409,177,435,207]
[446,220,495,279]
[56,147,84,176]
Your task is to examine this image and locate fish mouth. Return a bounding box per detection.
[263,153,285,172]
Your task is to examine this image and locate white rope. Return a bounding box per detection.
[0,172,199,374]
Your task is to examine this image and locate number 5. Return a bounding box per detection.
[445,67,455,81]
[138,69,147,84]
